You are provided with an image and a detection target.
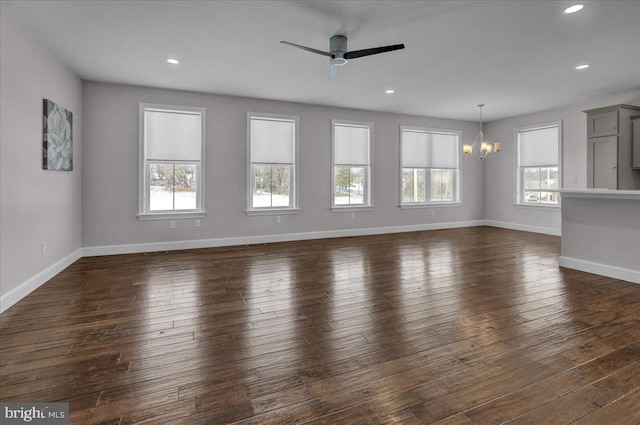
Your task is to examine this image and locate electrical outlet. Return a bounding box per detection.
[195,219,201,228]
[430,210,435,217]
[566,176,578,184]
[276,216,281,224]
[351,212,356,219]
[170,220,176,229]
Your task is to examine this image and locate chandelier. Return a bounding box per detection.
[463,104,500,159]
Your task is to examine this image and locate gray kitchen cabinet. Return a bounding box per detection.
[632,115,640,169]
[584,104,640,189]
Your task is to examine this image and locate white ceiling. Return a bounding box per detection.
[4,0,640,121]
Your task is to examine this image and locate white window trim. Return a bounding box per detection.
[137,103,206,220]
[514,120,562,209]
[246,112,300,216]
[512,203,561,212]
[331,119,374,211]
[399,125,462,207]
[331,205,375,213]
[399,202,462,210]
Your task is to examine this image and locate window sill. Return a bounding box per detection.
[512,203,560,211]
[246,208,300,216]
[331,205,374,213]
[399,202,461,209]
[137,211,207,221]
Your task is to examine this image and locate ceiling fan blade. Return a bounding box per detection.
[328,63,339,80]
[343,44,405,60]
[280,41,332,57]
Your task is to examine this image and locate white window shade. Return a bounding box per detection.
[519,126,559,166]
[146,110,202,161]
[251,118,294,164]
[402,130,458,168]
[334,124,370,165]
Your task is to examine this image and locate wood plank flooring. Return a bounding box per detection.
[1,226,639,424]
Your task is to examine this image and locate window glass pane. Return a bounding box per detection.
[349,167,365,205]
[541,167,559,190]
[523,168,542,190]
[252,165,273,208]
[431,169,453,202]
[402,169,414,203]
[334,166,351,205]
[271,166,291,207]
[524,190,540,203]
[149,163,174,211]
[402,168,425,203]
[540,191,559,204]
[149,163,198,211]
[252,165,291,207]
[334,167,366,205]
[174,164,198,210]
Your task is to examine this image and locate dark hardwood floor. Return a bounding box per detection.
[1,226,639,424]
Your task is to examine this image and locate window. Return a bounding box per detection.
[247,113,299,213]
[516,122,561,206]
[138,103,206,219]
[400,126,460,206]
[332,120,373,210]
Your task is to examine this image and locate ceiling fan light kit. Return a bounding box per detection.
[280,35,405,80]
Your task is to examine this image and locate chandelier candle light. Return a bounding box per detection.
[463,104,500,159]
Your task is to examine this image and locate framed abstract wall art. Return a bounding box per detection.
[43,98,73,171]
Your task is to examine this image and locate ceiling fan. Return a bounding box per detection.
[280,35,405,80]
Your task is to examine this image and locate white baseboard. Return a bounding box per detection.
[484,220,561,236]
[82,220,485,257]
[559,256,640,284]
[0,249,83,314]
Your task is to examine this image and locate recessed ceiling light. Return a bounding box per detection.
[385,89,395,94]
[575,64,590,70]
[166,58,180,64]
[564,4,584,14]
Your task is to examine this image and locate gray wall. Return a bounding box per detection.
[82,82,485,248]
[484,91,640,233]
[0,6,82,298]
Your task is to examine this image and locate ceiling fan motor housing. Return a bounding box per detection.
[330,35,348,65]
